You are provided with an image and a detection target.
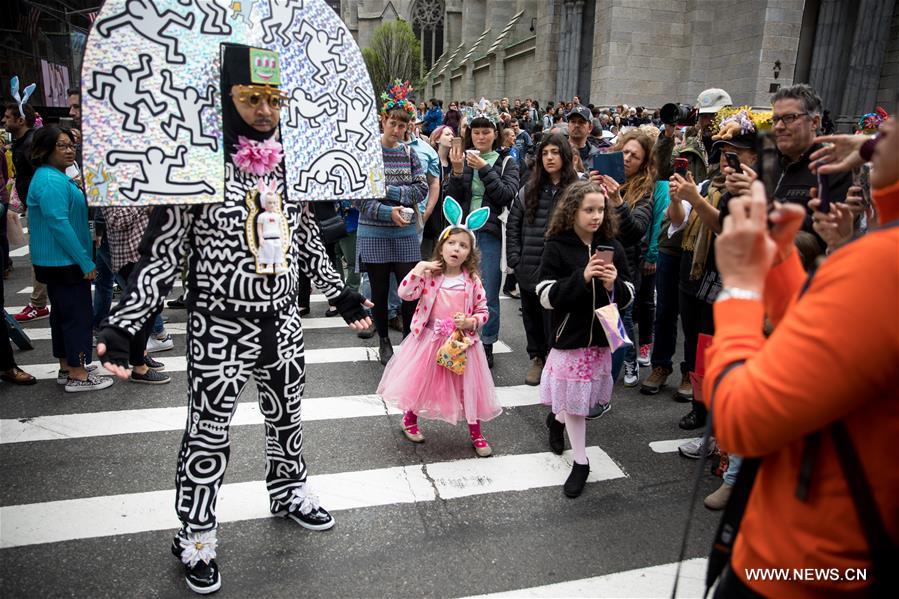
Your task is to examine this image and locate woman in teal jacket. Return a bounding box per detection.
[27,126,111,392]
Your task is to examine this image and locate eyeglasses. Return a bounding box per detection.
[55,142,76,151]
[230,85,289,111]
[772,112,810,126]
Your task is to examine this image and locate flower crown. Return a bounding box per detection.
[380,80,417,118]
[713,106,773,136]
[858,107,889,134]
[440,196,489,246]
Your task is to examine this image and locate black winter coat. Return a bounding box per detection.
[536,230,634,350]
[445,155,519,239]
[614,197,653,287]
[506,182,565,291]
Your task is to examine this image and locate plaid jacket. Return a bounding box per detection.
[104,207,150,273]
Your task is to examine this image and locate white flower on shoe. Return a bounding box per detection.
[288,483,321,516]
[178,530,218,567]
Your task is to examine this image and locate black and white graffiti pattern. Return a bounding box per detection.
[176,304,308,532]
[86,0,383,205]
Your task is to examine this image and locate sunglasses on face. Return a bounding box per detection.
[231,86,289,110]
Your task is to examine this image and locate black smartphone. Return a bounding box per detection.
[594,245,614,264]
[817,172,831,214]
[59,117,75,129]
[724,152,743,174]
[673,157,689,177]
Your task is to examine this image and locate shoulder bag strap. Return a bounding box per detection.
[830,421,899,596]
[670,360,748,599]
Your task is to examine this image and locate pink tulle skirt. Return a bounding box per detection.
[539,346,614,416]
[378,329,501,425]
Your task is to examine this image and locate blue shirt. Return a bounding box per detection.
[26,164,95,274]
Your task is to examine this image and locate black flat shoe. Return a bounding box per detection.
[357,323,375,339]
[298,306,311,317]
[379,337,393,365]
[564,462,590,498]
[324,307,339,317]
[546,412,565,455]
[171,537,221,595]
[678,409,706,430]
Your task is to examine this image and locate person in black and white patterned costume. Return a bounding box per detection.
[97,44,372,595]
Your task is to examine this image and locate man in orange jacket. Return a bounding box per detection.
[702,117,898,597]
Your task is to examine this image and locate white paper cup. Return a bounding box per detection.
[400,207,414,223]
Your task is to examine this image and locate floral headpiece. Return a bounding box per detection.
[380,80,417,118]
[712,106,773,140]
[440,196,489,246]
[10,76,36,119]
[857,107,889,135]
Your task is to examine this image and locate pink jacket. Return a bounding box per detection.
[398,269,489,342]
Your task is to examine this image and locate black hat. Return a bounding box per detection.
[712,132,757,151]
[567,105,592,122]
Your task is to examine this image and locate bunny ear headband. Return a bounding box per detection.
[10,76,37,119]
[440,196,489,246]
[255,178,278,195]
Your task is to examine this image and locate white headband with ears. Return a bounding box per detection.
[255,178,278,195]
[10,76,36,119]
[440,196,489,246]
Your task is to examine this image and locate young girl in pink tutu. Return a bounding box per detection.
[377,197,500,457]
[536,180,634,497]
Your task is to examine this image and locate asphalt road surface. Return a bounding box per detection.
[1,239,721,598]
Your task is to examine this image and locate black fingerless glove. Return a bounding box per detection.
[329,287,368,324]
[95,324,132,368]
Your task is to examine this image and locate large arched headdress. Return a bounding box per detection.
[82,0,385,206]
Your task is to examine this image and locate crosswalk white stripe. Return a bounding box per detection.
[649,439,697,454]
[460,557,708,598]
[0,385,540,444]
[0,446,625,548]
[19,341,513,380]
[10,245,28,257]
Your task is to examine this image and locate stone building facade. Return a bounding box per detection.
[335,0,897,121]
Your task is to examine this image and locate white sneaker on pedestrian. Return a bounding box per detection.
[637,343,652,367]
[677,437,718,459]
[623,361,639,387]
[56,364,98,385]
[146,333,174,353]
[64,373,113,393]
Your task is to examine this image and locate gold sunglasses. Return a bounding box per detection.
[230,85,289,110]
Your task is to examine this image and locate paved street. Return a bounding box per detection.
[1,238,721,598]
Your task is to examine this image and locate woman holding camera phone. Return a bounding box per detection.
[356,90,428,365]
[446,115,520,367]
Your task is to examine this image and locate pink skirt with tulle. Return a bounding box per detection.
[539,346,613,416]
[377,328,501,425]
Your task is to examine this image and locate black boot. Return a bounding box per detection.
[379,337,394,365]
[546,412,565,455]
[678,400,707,430]
[484,343,494,368]
[563,461,590,498]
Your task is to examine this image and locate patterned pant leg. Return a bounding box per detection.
[175,311,262,533]
[252,303,309,513]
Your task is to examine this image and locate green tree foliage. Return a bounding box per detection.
[362,20,423,98]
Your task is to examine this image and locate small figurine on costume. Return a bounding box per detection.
[377,197,501,457]
[252,179,288,273]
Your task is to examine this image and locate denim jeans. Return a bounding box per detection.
[92,237,114,330]
[475,230,502,345]
[723,454,742,486]
[651,252,682,371]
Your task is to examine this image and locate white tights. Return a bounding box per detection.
[556,411,588,465]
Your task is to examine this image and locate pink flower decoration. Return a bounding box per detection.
[435,318,456,337]
[233,136,284,177]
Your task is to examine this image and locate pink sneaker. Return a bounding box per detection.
[14,304,49,322]
[637,343,652,367]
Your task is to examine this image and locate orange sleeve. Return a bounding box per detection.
[763,250,806,327]
[703,232,899,457]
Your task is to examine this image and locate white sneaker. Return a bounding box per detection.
[678,437,718,459]
[146,333,174,353]
[56,364,98,385]
[64,373,114,393]
[623,361,639,387]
